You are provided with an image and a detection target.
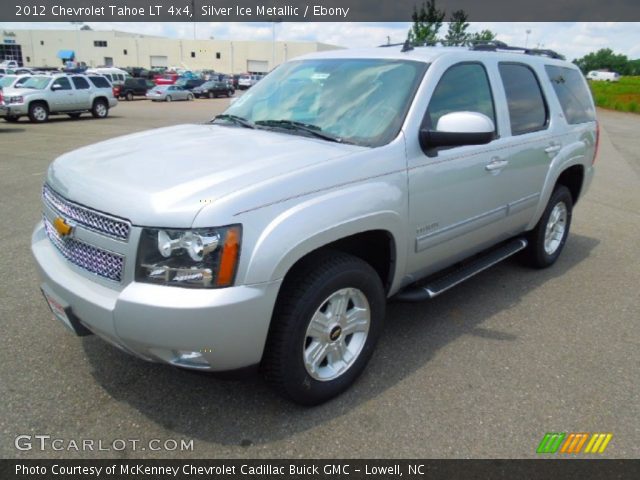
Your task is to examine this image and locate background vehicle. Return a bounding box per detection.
[0,74,31,90]
[146,85,193,102]
[175,78,206,91]
[31,44,597,405]
[192,80,235,98]
[587,70,620,82]
[238,74,262,89]
[153,72,180,86]
[119,77,154,100]
[2,74,117,122]
[86,67,129,86]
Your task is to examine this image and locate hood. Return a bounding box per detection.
[47,124,363,227]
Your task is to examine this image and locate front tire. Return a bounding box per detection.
[263,251,385,405]
[187,94,194,101]
[28,102,49,123]
[523,185,573,268]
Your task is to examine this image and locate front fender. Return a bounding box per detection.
[243,179,407,294]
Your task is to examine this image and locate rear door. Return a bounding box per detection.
[70,76,91,109]
[491,62,556,233]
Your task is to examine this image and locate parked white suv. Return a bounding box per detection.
[1,73,117,122]
[586,70,620,82]
[32,43,597,405]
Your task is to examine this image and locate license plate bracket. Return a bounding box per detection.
[40,285,92,337]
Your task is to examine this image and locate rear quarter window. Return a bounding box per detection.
[545,65,596,124]
[88,76,111,89]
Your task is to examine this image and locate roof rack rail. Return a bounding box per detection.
[378,40,415,52]
[469,40,564,60]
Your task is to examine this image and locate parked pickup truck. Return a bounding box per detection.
[32,43,597,405]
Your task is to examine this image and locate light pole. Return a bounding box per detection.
[525,29,531,48]
[272,21,282,70]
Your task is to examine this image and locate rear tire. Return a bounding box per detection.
[91,99,109,119]
[208,91,214,99]
[166,95,172,102]
[263,251,385,405]
[227,90,234,97]
[187,94,194,101]
[126,91,134,101]
[523,185,573,268]
[28,102,49,123]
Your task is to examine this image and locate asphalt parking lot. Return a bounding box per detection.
[0,100,638,459]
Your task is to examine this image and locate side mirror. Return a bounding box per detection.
[51,83,62,91]
[420,111,495,149]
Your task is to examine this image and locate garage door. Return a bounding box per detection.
[247,60,268,74]
[150,55,168,68]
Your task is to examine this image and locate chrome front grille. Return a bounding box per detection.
[43,216,125,282]
[42,184,131,241]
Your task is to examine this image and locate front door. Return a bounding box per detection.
[406,61,517,279]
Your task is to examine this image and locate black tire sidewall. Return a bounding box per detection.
[271,256,385,405]
[92,100,108,118]
[29,103,48,123]
[528,186,573,268]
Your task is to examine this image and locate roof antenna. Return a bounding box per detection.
[401,39,414,53]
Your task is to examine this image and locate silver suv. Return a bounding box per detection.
[31,44,597,405]
[1,73,117,123]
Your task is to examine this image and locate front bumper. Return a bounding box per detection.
[4,103,28,115]
[31,222,282,372]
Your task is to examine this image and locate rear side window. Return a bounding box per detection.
[71,77,90,90]
[425,63,496,130]
[88,76,111,88]
[545,66,596,124]
[499,63,548,135]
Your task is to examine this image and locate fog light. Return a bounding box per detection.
[170,350,211,369]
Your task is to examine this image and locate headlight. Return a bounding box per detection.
[136,225,241,288]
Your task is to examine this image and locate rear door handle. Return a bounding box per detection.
[485,158,509,172]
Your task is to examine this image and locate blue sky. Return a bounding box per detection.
[2,22,640,61]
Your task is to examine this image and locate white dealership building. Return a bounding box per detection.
[0,28,340,73]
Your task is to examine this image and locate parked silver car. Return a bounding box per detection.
[32,43,597,405]
[146,85,194,102]
[1,73,117,122]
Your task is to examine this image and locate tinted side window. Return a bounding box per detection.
[72,77,90,90]
[54,77,71,90]
[425,63,495,130]
[499,63,548,135]
[545,65,596,124]
[88,76,111,88]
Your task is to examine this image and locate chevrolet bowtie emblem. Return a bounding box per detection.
[53,217,73,237]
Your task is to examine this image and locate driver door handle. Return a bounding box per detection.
[485,158,509,172]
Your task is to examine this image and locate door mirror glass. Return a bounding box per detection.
[421,111,495,148]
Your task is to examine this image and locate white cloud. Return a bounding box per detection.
[1,21,639,61]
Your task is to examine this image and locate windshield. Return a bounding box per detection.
[0,75,16,87]
[19,76,52,90]
[224,59,427,147]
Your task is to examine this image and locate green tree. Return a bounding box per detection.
[444,10,470,46]
[573,48,631,75]
[468,29,497,45]
[407,0,446,46]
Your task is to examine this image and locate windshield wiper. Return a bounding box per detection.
[212,114,255,129]
[254,119,343,143]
